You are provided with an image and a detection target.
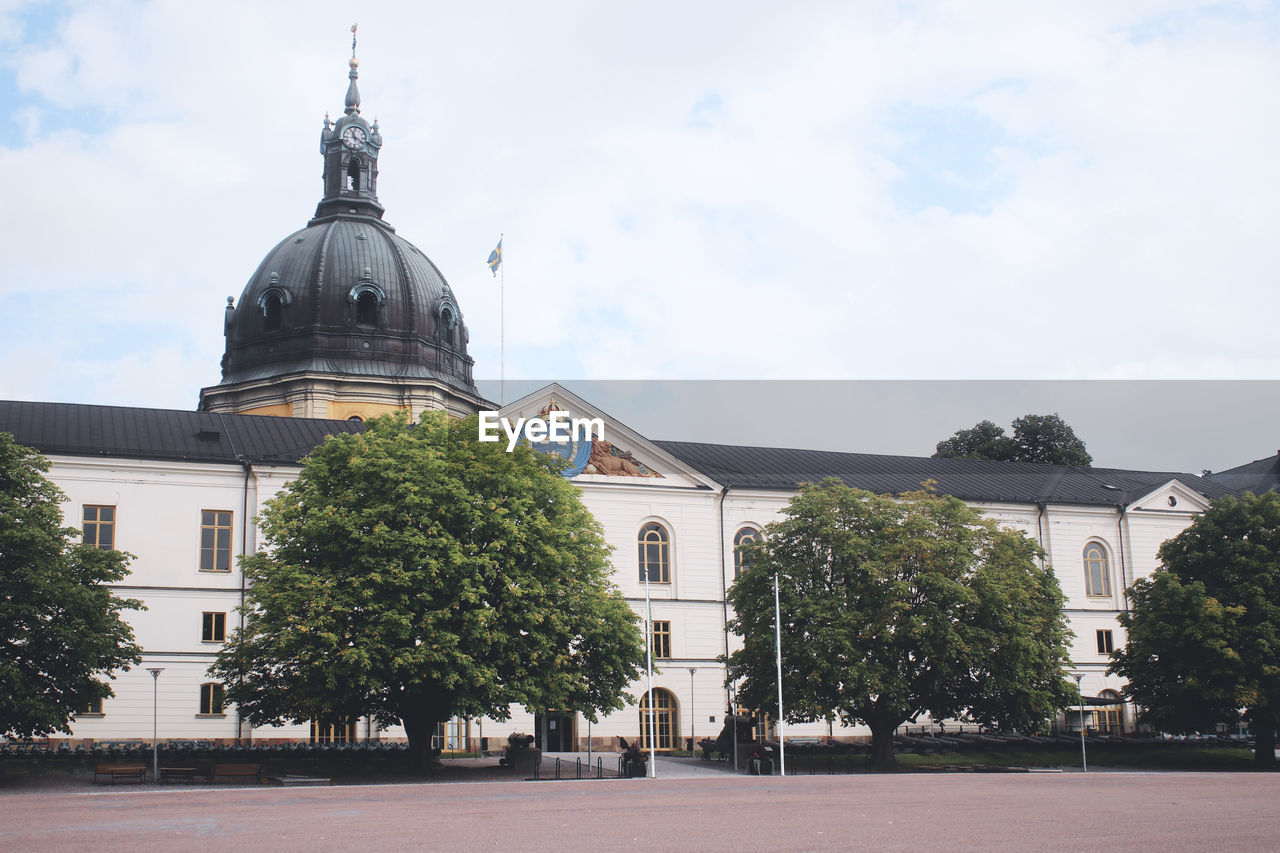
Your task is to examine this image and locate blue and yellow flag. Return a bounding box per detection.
[487,237,502,276]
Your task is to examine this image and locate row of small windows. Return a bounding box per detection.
[81,684,225,717]
[259,291,460,343]
[91,506,1122,602]
[83,507,235,573]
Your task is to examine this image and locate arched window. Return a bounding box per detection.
[734,526,760,579]
[199,683,224,716]
[639,688,677,750]
[263,292,282,331]
[439,306,455,346]
[346,415,363,423]
[355,290,378,326]
[1083,542,1111,597]
[638,521,670,583]
[347,157,361,191]
[1096,689,1123,734]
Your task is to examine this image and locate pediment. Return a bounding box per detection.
[497,384,720,489]
[1126,479,1212,513]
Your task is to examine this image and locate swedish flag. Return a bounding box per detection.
[487,237,502,276]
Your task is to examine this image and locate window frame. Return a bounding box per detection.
[202,611,227,643]
[79,696,104,717]
[311,718,356,744]
[638,521,671,584]
[639,688,677,751]
[1083,541,1112,597]
[200,510,234,573]
[733,526,760,579]
[651,620,672,660]
[198,682,225,717]
[83,505,116,550]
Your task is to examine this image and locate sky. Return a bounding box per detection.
[1,1,1277,472]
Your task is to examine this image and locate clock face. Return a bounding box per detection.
[342,125,368,150]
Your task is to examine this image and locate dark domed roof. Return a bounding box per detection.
[210,50,478,400]
[218,216,475,393]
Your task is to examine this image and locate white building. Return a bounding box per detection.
[0,386,1242,751]
[0,50,1259,752]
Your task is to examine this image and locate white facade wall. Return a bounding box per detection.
[38,428,1214,750]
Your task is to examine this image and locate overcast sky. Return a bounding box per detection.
[1,2,1276,471]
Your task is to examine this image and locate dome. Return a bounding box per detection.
[200,49,483,419]
[218,217,475,393]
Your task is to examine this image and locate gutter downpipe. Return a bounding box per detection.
[717,485,731,716]
[1116,505,1130,612]
[216,413,253,745]
[1035,501,1048,564]
[236,458,253,744]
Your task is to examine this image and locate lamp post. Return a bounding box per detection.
[1073,673,1088,773]
[687,667,698,756]
[146,667,164,783]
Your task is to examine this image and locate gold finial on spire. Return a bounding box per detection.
[349,23,358,68]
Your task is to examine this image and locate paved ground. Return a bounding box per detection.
[1,769,1276,852]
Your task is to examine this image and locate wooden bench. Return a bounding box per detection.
[159,765,210,784]
[211,763,262,784]
[94,763,146,784]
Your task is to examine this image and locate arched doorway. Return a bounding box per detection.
[1096,690,1124,734]
[639,688,678,751]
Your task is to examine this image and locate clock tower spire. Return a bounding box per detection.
[313,24,385,223]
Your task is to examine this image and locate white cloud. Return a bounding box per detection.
[1,0,1277,414]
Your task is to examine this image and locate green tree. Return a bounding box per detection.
[933,413,1092,467]
[0,433,142,739]
[727,479,1074,770]
[1110,491,1280,766]
[211,412,645,769]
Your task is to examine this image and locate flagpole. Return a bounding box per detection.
[499,232,505,406]
[775,573,785,777]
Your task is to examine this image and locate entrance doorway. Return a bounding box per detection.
[535,711,575,752]
[640,689,678,750]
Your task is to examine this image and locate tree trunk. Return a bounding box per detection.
[401,712,442,774]
[1251,709,1275,768]
[867,718,898,772]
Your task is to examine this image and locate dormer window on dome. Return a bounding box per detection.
[348,278,385,328]
[438,302,458,347]
[257,277,291,332]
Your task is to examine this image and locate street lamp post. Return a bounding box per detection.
[687,667,697,756]
[1073,673,1088,773]
[146,667,164,783]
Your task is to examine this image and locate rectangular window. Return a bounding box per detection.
[83,505,116,550]
[199,683,224,716]
[432,717,466,752]
[1096,629,1114,655]
[200,510,233,572]
[652,620,672,659]
[80,696,104,716]
[202,612,227,643]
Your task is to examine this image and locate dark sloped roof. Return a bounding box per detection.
[0,400,364,465]
[654,439,1238,506]
[1207,452,1280,495]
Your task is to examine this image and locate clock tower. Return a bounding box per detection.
[314,36,384,223]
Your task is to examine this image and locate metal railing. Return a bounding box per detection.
[531,756,623,780]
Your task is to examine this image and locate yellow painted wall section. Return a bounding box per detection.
[238,403,295,418]
[328,401,405,422]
